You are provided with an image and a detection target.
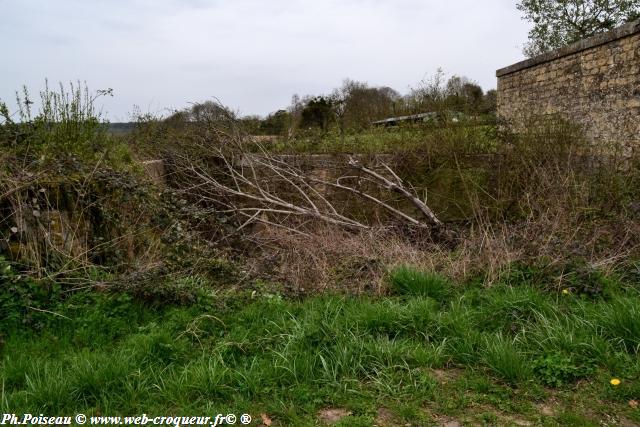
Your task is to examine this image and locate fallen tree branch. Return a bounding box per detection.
[167,112,455,243]
[347,157,444,229]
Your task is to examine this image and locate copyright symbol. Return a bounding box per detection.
[226,414,237,424]
[76,414,86,424]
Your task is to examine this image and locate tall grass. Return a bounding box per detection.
[481,333,531,384]
[388,265,451,302]
[590,296,640,353]
[2,265,640,422]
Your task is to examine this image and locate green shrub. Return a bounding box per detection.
[388,265,450,302]
[0,256,58,331]
[498,262,556,288]
[0,82,120,162]
[117,274,215,306]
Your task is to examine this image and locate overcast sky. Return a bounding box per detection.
[1,0,531,121]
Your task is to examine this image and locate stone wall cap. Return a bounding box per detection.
[496,19,640,77]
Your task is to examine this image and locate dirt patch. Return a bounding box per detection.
[470,403,534,426]
[536,402,556,417]
[317,408,352,425]
[508,418,533,426]
[439,419,462,427]
[374,407,405,426]
[430,368,462,385]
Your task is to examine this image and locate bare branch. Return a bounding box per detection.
[347,157,444,228]
[167,116,454,242]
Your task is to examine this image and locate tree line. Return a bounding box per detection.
[163,1,640,136]
[181,71,498,137]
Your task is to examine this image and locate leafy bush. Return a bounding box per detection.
[0,256,58,331]
[0,84,237,285]
[0,84,153,274]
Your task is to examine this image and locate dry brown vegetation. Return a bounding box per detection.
[126,108,640,295]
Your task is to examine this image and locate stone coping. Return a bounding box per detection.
[496,19,640,77]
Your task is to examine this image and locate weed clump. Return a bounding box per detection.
[481,333,531,384]
[531,352,596,386]
[591,296,640,353]
[388,265,451,302]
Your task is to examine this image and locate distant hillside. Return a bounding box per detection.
[107,122,137,135]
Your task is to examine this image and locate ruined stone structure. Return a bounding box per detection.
[496,20,640,149]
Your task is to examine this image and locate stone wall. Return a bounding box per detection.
[496,20,640,150]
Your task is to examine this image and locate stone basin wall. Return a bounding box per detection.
[496,20,640,151]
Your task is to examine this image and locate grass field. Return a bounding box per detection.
[2,265,639,426]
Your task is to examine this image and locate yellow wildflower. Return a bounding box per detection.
[562,289,570,295]
[610,378,621,386]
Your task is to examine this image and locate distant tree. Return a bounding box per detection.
[517,0,640,57]
[190,101,234,122]
[330,87,349,135]
[331,79,400,132]
[461,83,485,112]
[409,71,486,115]
[407,68,448,113]
[239,115,261,134]
[355,85,400,124]
[480,89,498,115]
[260,110,291,135]
[163,101,236,134]
[300,97,333,132]
[444,76,484,112]
[164,110,190,128]
[285,94,304,136]
[378,86,402,105]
